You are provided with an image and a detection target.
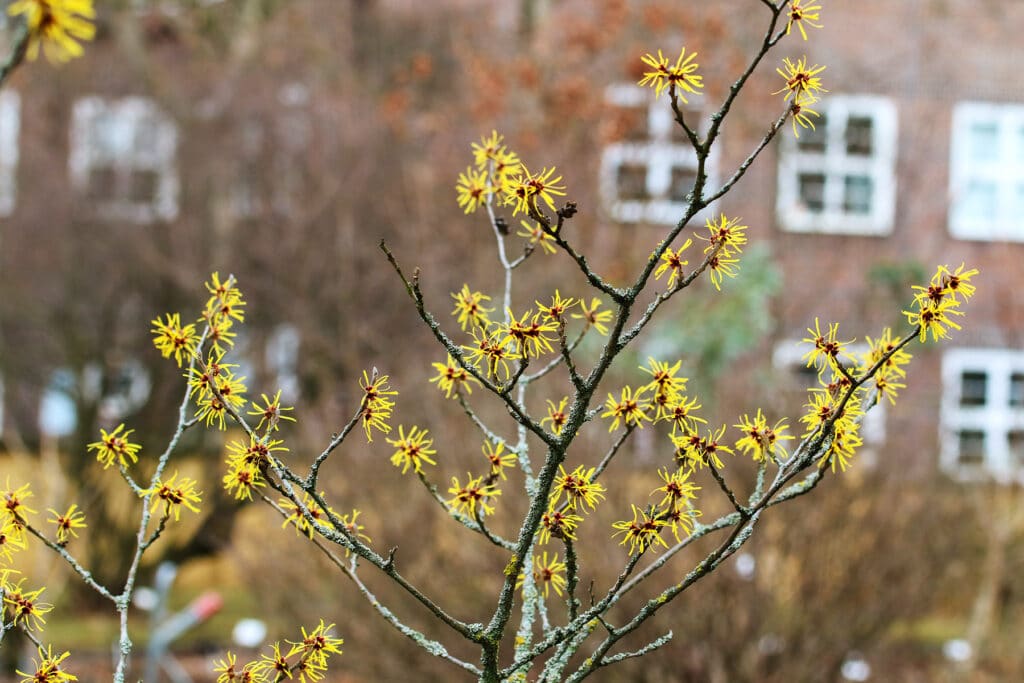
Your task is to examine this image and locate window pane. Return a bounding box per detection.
[669,167,696,203]
[93,112,134,158]
[843,175,873,214]
[797,113,827,153]
[129,170,159,203]
[798,173,826,212]
[616,164,648,200]
[957,430,986,466]
[968,122,998,162]
[1010,372,1024,407]
[845,116,873,156]
[960,371,987,406]
[795,364,818,390]
[960,180,997,221]
[1010,431,1024,468]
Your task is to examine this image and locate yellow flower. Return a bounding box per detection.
[359,370,397,441]
[539,508,582,545]
[47,503,86,544]
[501,308,558,358]
[451,285,494,331]
[602,386,652,432]
[612,505,668,555]
[202,272,245,327]
[463,326,519,381]
[87,423,142,469]
[280,492,336,540]
[785,0,824,41]
[774,56,827,102]
[16,644,77,682]
[801,318,854,376]
[517,220,557,255]
[429,354,480,399]
[456,166,490,214]
[700,214,748,256]
[541,396,570,436]
[483,440,517,480]
[503,165,566,216]
[638,48,704,101]
[286,619,344,669]
[142,472,202,522]
[550,465,606,513]
[672,426,733,470]
[733,410,793,461]
[0,519,28,563]
[516,551,567,598]
[936,263,979,302]
[572,297,613,336]
[650,468,699,511]
[904,298,964,343]
[653,241,692,289]
[447,473,500,517]
[387,425,438,475]
[2,580,53,631]
[662,394,707,433]
[2,481,36,526]
[863,328,912,378]
[535,290,576,322]
[247,390,297,433]
[337,510,371,556]
[8,0,95,63]
[790,93,821,138]
[151,313,199,368]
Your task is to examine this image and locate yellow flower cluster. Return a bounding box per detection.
[776,2,827,135]
[213,620,344,683]
[904,264,978,342]
[447,472,501,517]
[613,466,702,556]
[445,287,602,386]
[222,435,287,502]
[359,369,397,441]
[456,131,568,221]
[141,471,202,522]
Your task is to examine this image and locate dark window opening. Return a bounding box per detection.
[845,116,874,156]
[129,170,159,203]
[616,164,648,201]
[957,430,986,466]
[798,173,826,212]
[669,167,696,203]
[843,175,873,214]
[797,114,827,153]
[1009,372,1024,407]
[960,371,988,406]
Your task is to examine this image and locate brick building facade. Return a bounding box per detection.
[0,0,1020,484]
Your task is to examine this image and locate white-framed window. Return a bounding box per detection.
[949,102,1024,241]
[940,348,1024,482]
[599,83,717,225]
[69,96,179,222]
[776,95,897,235]
[773,340,886,462]
[0,90,19,217]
